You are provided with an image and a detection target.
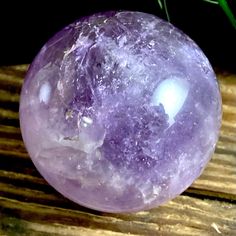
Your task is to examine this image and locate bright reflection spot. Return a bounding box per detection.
[151,76,189,125]
[39,82,51,104]
[82,116,93,127]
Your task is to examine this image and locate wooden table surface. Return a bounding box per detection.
[0,65,235,236]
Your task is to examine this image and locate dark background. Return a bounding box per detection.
[0,0,236,72]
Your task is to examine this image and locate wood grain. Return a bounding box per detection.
[0,65,236,235]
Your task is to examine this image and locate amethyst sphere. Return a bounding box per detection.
[20,11,221,212]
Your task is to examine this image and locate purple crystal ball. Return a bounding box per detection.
[20,11,221,212]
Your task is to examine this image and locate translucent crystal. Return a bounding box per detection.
[20,11,222,212]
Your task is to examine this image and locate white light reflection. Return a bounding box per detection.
[151,76,189,125]
[39,82,51,104]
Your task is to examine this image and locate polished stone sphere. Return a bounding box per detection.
[20,11,222,212]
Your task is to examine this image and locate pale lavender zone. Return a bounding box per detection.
[20,11,221,212]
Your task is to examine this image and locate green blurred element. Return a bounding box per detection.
[202,0,218,4]
[156,0,236,29]
[218,0,236,29]
[157,0,170,21]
